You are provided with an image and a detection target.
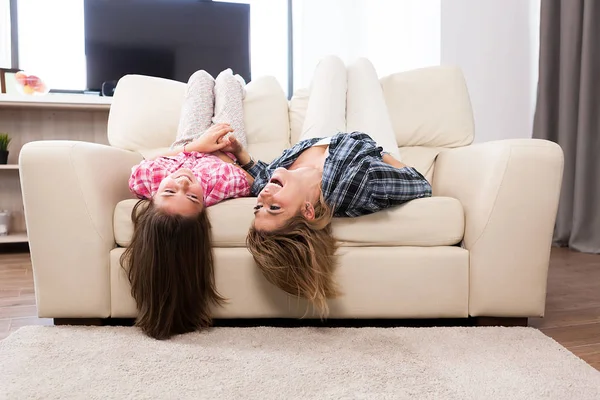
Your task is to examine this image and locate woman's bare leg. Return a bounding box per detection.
[346,58,401,159]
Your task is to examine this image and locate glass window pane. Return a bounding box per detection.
[0,1,11,68]
[17,0,85,91]
[214,0,289,96]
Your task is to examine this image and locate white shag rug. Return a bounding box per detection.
[1,326,599,400]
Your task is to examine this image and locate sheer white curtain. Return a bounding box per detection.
[292,0,441,91]
[0,1,11,69]
[17,0,85,90]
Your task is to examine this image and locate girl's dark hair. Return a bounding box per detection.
[120,199,224,340]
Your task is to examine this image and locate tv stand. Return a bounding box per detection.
[49,89,102,96]
[0,93,111,245]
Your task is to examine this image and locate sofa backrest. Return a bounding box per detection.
[108,66,474,182]
[108,75,290,163]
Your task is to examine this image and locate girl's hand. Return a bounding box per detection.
[218,135,244,155]
[186,124,234,153]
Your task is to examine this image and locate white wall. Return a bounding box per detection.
[293,0,441,91]
[441,0,540,143]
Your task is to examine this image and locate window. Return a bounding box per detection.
[17,0,85,90]
[0,1,12,68]
[14,0,290,94]
[213,0,290,96]
[9,0,440,96]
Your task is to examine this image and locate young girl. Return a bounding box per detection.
[120,69,254,340]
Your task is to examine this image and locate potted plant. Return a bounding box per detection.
[0,133,11,164]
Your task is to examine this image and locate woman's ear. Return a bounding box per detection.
[302,202,316,220]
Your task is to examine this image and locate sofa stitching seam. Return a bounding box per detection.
[469,146,512,249]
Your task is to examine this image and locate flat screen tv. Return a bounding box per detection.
[84,0,251,92]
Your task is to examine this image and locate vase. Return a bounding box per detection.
[14,71,50,96]
[0,150,8,164]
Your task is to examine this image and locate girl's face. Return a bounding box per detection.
[154,168,204,216]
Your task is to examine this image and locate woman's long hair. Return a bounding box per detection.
[246,193,339,317]
[120,199,224,340]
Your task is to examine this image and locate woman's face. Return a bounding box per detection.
[253,167,322,231]
[154,168,204,216]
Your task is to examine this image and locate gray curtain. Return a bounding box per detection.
[533,0,600,253]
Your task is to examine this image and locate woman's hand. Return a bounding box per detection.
[186,124,234,153]
[221,135,252,166]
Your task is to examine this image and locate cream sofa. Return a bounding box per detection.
[19,66,564,324]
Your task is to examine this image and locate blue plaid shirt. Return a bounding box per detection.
[247,132,432,217]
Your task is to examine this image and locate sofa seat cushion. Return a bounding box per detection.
[114,196,464,248]
[333,197,464,246]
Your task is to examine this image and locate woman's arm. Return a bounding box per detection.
[218,136,269,180]
[368,160,432,209]
[381,153,408,169]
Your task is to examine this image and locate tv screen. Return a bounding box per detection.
[84,0,251,92]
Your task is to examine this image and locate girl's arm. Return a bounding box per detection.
[149,145,185,160]
[150,124,235,160]
[213,151,255,185]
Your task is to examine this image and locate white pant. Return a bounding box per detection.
[346,58,401,159]
[299,56,401,159]
[299,55,347,141]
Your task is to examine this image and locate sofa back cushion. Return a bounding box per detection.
[243,76,291,163]
[108,74,290,162]
[381,66,474,148]
[108,75,186,151]
[289,88,310,145]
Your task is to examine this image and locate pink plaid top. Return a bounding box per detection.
[129,151,251,206]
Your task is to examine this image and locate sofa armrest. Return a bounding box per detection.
[433,139,564,317]
[19,141,143,318]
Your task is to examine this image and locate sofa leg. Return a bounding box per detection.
[472,317,528,327]
[54,318,104,326]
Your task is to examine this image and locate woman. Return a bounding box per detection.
[236,57,432,317]
[120,69,254,340]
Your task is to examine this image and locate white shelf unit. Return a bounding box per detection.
[0,93,111,111]
[0,165,26,243]
[0,232,28,244]
[0,93,112,247]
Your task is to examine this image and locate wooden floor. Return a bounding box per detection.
[1,246,599,370]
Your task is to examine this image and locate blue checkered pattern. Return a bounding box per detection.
[248,132,432,217]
